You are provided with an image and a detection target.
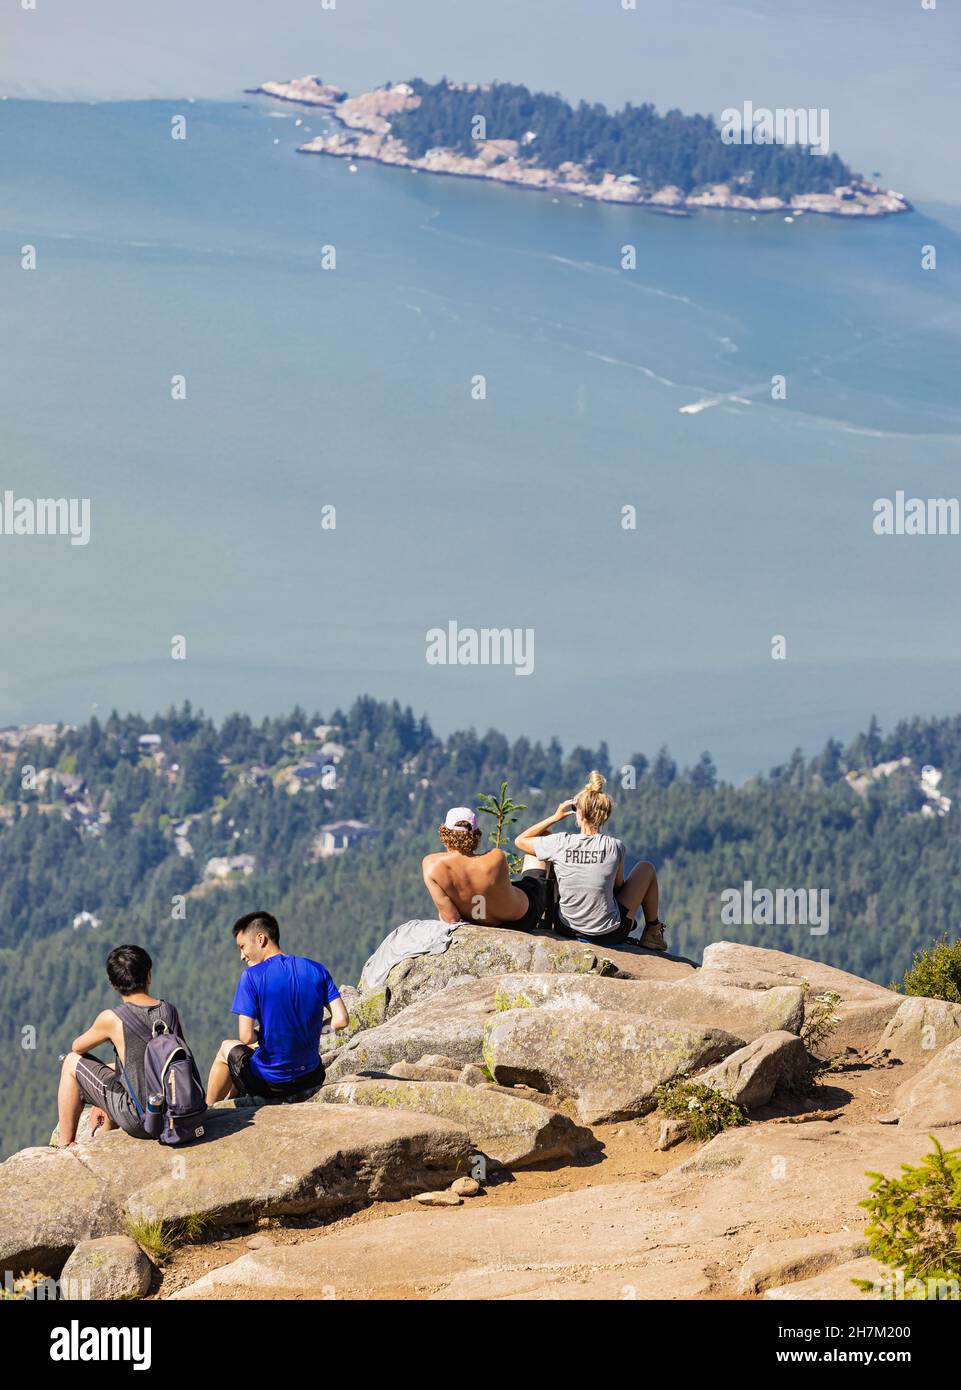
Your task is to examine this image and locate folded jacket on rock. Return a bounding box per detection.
[360,918,459,989]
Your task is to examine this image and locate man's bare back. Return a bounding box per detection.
[422,848,530,926]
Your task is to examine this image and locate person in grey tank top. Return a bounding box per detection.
[514,771,669,950]
[55,944,187,1145]
[116,1000,185,1118]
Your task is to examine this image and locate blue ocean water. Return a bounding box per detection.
[1,97,960,778]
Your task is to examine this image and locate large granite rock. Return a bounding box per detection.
[888,1037,961,1129]
[488,972,805,1042]
[698,1031,811,1110]
[380,925,618,1017]
[173,1122,938,1302]
[738,1231,869,1294]
[327,964,803,1089]
[0,1103,471,1277]
[0,1145,122,1281]
[428,1259,713,1301]
[870,996,961,1065]
[15,929,957,1305]
[324,976,502,1081]
[324,928,694,1061]
[314,1078,593,1166]
[328,983,388,1043]
[700,942,901,1054]
[482,1006,741,1123]
[590,943,698,982]
[387,1061,461,1082]
[763,1258,882,1300]
[59,1235,153,1301]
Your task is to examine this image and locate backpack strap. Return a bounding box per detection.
[111,1050,146,1120]
[158,1000,180,1035]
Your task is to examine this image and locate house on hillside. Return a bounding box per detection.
[845,758,911,796]
[920,765,952,818]
[311,820,380,858]
[294,753,337,782]
[33,768,84,805]
[278,753,339,794]
[203,853,256,881]
[0,723,64,749]
[846,758,952,819]
[173,821,194,857]
[67,803,110,836]
[47,770,84,799]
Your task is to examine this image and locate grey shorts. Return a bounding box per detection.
[73,1054,145,1136]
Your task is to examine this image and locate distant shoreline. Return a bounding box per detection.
[252,77,912,221]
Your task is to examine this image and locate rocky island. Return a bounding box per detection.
[253,76,911,219]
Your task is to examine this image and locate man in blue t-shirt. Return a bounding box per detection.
[205,910,349,1104]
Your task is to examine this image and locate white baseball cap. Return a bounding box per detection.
[443,807,478,830]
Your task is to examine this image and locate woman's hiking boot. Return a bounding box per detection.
[639,920,668,951]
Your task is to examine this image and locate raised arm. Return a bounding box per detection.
[515,800,577,856]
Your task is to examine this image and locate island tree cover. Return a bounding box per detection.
[390,79,855,197]
[1,696,959,1157]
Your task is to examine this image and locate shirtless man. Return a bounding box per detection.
[421,807,546,930]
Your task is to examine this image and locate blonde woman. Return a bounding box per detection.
[514,772,668,950]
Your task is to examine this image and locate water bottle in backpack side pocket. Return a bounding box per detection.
[144,1092,164,1139]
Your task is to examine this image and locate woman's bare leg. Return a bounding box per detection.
[616,860,658,923]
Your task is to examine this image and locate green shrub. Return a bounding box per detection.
[124,1214,173,1262]
[900,937,961,1003]
[125,1209,218,1263]
[853,1138,961,1292]
[476,781,527,874]
[799,988,842,1052]
[654,1078,746,1143]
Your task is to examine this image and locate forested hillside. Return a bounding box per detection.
[390,79,855,197]
[1,697,959,1157]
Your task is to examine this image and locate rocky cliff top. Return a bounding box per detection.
[5,927,959,1301]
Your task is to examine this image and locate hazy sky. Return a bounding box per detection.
[2,0,959,204]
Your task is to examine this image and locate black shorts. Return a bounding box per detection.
[554,901,637,946]
[509,870,551,932]
[227,1045,326,1101]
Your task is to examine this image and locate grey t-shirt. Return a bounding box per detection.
[531,832,624,936]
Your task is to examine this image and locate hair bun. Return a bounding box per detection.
[585,770,606,793]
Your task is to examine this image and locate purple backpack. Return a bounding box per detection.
[113,1002,207,1145]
